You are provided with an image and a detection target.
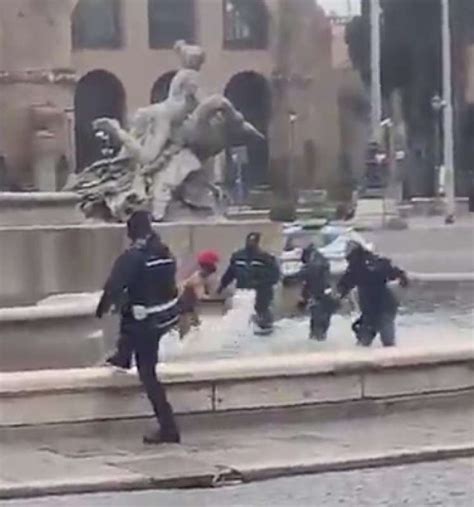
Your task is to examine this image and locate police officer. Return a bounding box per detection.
[337,241,409,347]
[96,211,180,444]
[218,232,280,333]
[287,243,338,340]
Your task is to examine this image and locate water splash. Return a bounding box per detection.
[159,290,473,363]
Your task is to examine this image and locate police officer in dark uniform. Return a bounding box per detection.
[218,232,280,333]
[96,211,180,444]
[337,241,409,347]
[286,243,338,340]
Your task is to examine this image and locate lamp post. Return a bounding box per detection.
[288,111,298,209]
[431,94,445,203]
[232,152,244,208]
[441,0,455,224]
[381,117,407,229]
[370,0,382,143]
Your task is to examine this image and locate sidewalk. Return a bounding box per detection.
[364,215,474,274]
[1,394,473,500]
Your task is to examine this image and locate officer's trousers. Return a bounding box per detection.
[309,297,333,340]
[122,318,179,436]
[254,285,274,329]
[352,312,396,347]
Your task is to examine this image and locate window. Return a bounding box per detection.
[223,0,268,50]
[72,0,122,49]
[148,0,196,49]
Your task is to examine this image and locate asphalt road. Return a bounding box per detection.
[3,459,473,507]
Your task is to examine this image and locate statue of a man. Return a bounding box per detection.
[70,40,264,222]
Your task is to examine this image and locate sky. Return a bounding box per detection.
[316,0,361,17]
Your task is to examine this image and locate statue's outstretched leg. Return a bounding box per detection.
[150,149,202,221]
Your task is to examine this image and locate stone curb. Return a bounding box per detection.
[0,192,79,206]
[2,345,473,395]
[240,444,474,482]
[409,272,474,282]
[1,444,473,500]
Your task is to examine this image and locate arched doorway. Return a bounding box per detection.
[224,71,271,198]
[74,70,125,171]
[150,71,177,103]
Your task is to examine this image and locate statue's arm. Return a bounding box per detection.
[93,118,144,162]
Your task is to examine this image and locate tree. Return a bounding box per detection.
[345,0,473,196]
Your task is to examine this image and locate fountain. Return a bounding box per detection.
[0,41,285,370]
[67,40,264,223]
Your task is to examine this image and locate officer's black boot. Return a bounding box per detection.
[105,335,133,369]
[143,403,181,444]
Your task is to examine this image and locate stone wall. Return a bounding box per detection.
[0,220,283,306]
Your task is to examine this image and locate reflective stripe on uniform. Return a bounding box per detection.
[145,297,179,314]
[146,258,175,267]
[156,314,180,329]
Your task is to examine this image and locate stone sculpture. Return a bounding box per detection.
[68,40,264,222]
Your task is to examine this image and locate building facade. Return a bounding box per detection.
[0,0,341,201]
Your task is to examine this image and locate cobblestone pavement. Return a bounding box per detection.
[3,458,473,507]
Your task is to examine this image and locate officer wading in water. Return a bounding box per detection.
[218,232,280,334]
[286,243,339,341]
[96,211,181,444]
[337,240,409,347]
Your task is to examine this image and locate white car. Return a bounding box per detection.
[280,223,374,278]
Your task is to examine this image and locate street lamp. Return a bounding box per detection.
[370,0,382,143]
[288,111,298,207]
[232,152,244,208]
[431,94,446,201]
[441,0,455,224]
[380,117,407,229]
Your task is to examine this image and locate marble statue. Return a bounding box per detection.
[68,40,264,222]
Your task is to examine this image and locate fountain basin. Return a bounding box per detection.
[0,219,283,307]
[0,277,472,372]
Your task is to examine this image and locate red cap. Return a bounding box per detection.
[197,250,220,267]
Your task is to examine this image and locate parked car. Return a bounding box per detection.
[280,223,374,278]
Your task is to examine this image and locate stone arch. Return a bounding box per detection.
[224,71,271,195]
[74,70,126,171]
[150,71,177,103]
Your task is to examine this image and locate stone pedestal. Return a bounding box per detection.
[0,0,77,188]
[32,131,58,191]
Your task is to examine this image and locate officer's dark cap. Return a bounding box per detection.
[127,210,153,240]
[246,232,261,244]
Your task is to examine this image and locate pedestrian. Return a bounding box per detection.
[96,210,181,444]
[178,249,220,339]
[285,243,338,340]
[218,232,280,334]
[337,240,409,347]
